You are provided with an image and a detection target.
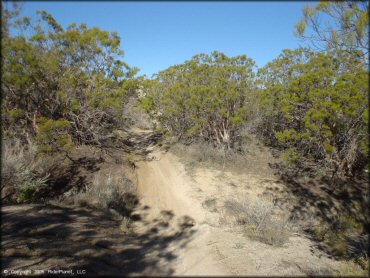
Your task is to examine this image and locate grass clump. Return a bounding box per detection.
[223,196,292,247]
[332,259,368,277]
[311,215,367,259]
[171,141,249,173]
[16,177,50,203]
[73,171,137,218]
[2,139,61,204]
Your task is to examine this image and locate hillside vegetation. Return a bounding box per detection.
[1,1,369,276]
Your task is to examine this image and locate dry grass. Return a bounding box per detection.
[122,95,154,130]
[120,216,133,234]
[1,139,62,203]
[222,196,292,247]
[170,134,276,178]
[68,170,138,234]
[70,171,137,218]
[332,259,368,277]
[170,141,247,174]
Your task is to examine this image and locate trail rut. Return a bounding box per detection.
[135,149,230,275]
[2,128,350,276]
[131,129,346,276]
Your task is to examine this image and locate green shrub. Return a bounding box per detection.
[279,148,301,165]
[36,117,74,155]
[16,177,48,203]
[325,231,348,256]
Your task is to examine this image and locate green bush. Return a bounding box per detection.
[279,148,301,165]
[16,178,48,203]
[325,231,348,256]
[257,49,368,177]
[36,117,74,155]
[141,51,256,149]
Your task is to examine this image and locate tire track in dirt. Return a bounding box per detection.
[135,149,231,275]
[132,129,347,276]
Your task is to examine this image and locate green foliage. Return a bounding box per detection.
[7,108,24,120]
[141,51,256,148]
[36,118,74,154]
[2,4,368,180]
[16,181,44,203]
[279,148,301,165]
[295,1,369,61]
[257,49,368,176]
[1,5,135,145]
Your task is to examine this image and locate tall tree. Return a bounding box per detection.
[295,1,369,65]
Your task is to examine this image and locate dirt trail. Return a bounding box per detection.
[136,149,230,275]
[2,128,349,276]
[133,129,346,276]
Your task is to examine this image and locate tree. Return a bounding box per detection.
[1,6,136,149]
[141,51,256,149]
[295,1,369,64]
[258,48,368,177]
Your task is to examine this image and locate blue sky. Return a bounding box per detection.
[20,1,311,77]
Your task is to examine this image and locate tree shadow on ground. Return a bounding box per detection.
[1,203,196,276]
[264,162,369,258]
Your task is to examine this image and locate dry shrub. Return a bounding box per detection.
[122,95,154,130]
[222,196,292,247]
[170,135,274,177]
[171,141,248,172]
[1,139,62,203]
[120,216,133,234]
[298,266,333,277]
[72,171,137,218]
[332,259,368,277]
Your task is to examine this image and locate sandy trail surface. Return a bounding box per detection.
[2,128,347,276]
[134,143,344,276]
[136,149,230,275]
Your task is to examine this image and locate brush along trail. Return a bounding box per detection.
[2,128,345,276]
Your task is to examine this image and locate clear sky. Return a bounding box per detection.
[20,1,311,77]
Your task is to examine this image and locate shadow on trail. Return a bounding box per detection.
[1,203,196,276]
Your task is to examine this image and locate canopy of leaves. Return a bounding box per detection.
[2,5,136,150]
[141,51,256,148]
[257,48,368,177]
[295,1,369,64]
